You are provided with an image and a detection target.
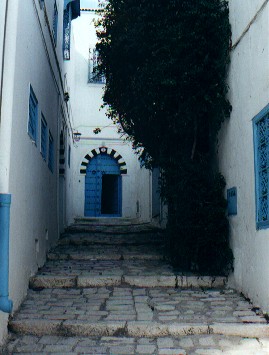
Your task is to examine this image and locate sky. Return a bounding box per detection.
[80,0,99,8]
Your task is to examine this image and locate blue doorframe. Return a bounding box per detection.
[84,154,122,217]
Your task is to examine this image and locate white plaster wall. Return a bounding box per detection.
[0,0,76,344]
[68,139,151,223]
[5,0,62,312]
[66,11,152,223]
[219,0,269,313]
[0,1,7,92]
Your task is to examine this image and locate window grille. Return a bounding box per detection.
[63,5,71,60]
[88,48,106,84]
[48,132,54,172]
[52,1,58,46]
[253,105,269,229]
[41,115,47,160]
[28,86,38,142]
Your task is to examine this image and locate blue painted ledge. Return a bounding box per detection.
[0,194,13,313]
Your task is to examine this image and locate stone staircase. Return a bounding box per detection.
[3,219,269,354]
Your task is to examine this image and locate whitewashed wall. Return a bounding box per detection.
[0,0,74,344]
[66,11,152,223]
[0,1,7,94]
[219,0,269,313]
[7,0,61,309]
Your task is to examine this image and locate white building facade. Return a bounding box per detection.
[66,9,161,224]
[0,0,79,344]
[0,0,162,344]
[219,0,269,314]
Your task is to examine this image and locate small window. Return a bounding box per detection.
[253,104,269,229]
[88,48,106,84]
[28,86,38,142]
[52,1,58,46]
[48,132,54,172]
[40,114,47,160]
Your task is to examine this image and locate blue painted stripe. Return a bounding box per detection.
[0,194,13,313]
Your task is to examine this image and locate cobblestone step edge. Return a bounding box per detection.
[9,320,269,338]
[47,252,164,261]
[29,275,228,289]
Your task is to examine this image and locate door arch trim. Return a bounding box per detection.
[80,147,127,175]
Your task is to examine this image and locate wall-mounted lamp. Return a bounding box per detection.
[73,131,81,142]
[64,92,70,102]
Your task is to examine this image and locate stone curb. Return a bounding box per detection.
[77,275,122,287]
[123,275,176,287]
[10,320,62,336]
[210,323,269,338]
[29,275,227,289]
[9,320,269,338]
[29,275,76,289]
[62,320,126,336]
[47,252,163,261]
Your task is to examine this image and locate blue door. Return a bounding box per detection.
[84,154,122,217]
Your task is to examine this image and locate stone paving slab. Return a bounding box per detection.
[2,334,269,354]
[29,259,227,289]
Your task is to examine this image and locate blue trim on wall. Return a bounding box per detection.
[0,194,13,313]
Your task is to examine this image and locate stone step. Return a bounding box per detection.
[29,274,228,289]
[74,217,142,225]
[11,288,267,336]
[29,259,228,289]
[4,334,269,354]
[65,222,162,235]
[48,244,165,261]
[59,232,164,246]
[9,320,269,338]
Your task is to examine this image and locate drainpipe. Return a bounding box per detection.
[0,0,16,313]
[0,194,13,313]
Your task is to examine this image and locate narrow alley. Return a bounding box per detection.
[2,219,269,354]
[1,1,269,353]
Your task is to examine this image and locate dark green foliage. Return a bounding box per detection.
[96,0,233,274]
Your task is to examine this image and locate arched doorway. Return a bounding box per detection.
[84,153,122,217]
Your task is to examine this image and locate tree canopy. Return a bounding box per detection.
[96,0,233,274]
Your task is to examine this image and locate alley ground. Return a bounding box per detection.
[1,219,269,354]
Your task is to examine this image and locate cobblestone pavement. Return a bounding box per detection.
[4,334,269,355]
[2,219,269,354]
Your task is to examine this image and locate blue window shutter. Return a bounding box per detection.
[48,132,54,172]
[227,187,237,216]
[253,104,269,229]
[52,1,58,46]
[63,5,72,60]
[41,115,47,160]
[28,86,38,142]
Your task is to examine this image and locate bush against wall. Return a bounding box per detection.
[96,0,233,274]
